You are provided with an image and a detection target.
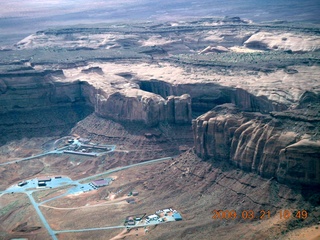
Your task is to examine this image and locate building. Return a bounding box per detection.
[127,217,135,225]
[173,212,182,221]
[38,181,46,187]
[38,177,51,182]
[146,214,159,221]
[79,138,90,144]
[163,209,171,214]
[18,181,27,187]
[91,178,112,188]
[132,191,139,196]
[126,198,136,204]
[125,216,135,226]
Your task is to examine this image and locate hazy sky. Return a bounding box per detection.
[0,0,319,44]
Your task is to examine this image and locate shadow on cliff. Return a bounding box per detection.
[0,104,93,146]
[137,79,287,118]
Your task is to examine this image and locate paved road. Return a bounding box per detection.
[0,149,65,166]
[0,155,175,239]
[0,144,116,166]
[53,220,168,234]
[54,225,125,234]
[79,156,174,182]
[26,193,58,240]
[39,192,70,205]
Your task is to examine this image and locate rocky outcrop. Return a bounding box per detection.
[139,80,287,114]
[0,70,93,143]
[193,104,320,186]
[199,45,229,54]
[244,31,320,52]
[277,139,320,185]
[0,70,193,134]
[95,89,165,126]
[0,70,83,113]
[95,89,192,126]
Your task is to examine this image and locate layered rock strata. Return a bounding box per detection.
[94,89,192,126]
[0,70,193,131]
[193,104,320,186]
[0,70,93,143]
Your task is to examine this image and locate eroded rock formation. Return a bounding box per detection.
[244,31,320,52]
[0,70,193,131]
[193,103,320,186]
[1,18,319,188]
[94,89,192,126]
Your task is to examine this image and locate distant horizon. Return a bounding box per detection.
[1,0,319,45]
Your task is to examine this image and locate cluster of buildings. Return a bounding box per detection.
[63,138,111,157]
[155,208,182,221]
[36,176,63,187]
[125,215,144,226]
[37,177,52,187]
[124,208,182,227]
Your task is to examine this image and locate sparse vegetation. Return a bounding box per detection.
[169,51,320,71]
[0,200,19,216]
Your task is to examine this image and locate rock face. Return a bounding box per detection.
[0,70,193,133]
[193,104,320,186]
[94,89,192,126]
[0,70,93,143]
[277,139,320,186]
[1,19,319,189]
[139,80,287,114]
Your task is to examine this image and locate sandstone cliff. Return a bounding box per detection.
[193,104,320,186]
[0,70,93,143]
[94,89,192,126]
[0,70,193,131]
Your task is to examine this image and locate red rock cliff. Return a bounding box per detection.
[193,104,320,186]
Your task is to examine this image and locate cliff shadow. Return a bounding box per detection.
[137,79,287,119]
[0,103,93,146]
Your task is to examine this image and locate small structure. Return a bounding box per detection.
[79,138,90,144]
[38,177,51,182]
[38,181,46,187]
[132,191,139,196]
[18,181,27,187]
[144,133,153,138]
[63,150,97,157]
[163,209,171,214]
[126,198,136,204]
[125,216,136,226]
[146,214,159,221]
[173,212,182,221]
[81,144,110,150]
[127,217,135,226]
[91,179,109,188]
